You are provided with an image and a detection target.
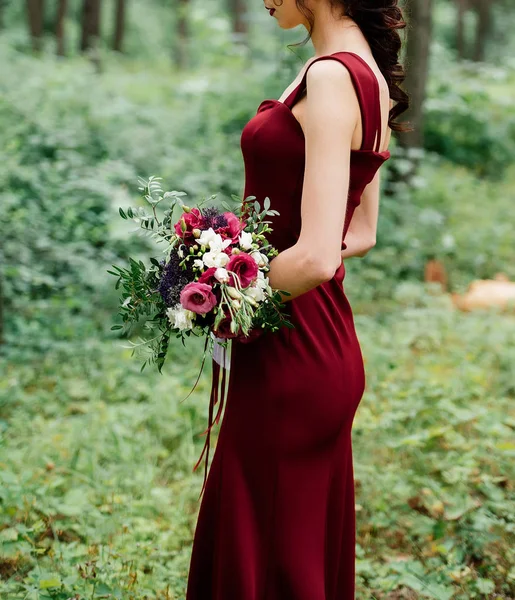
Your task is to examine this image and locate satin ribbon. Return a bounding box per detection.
[190,336,231,501]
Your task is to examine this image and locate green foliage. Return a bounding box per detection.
[1,308,514,599]
[350,306,515,599]
[0,39,264,345]
[424,45,515,178]
[1,5,515,598]
[347,153,515,305]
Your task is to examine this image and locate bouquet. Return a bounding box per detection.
[108,177,294,496]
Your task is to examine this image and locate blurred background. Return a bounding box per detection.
[1,1,514,598]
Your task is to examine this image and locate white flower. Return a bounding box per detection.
[198,227,232,253]
[256,271,270,293]
[193,259,204,269]
[166,304,195,330]
[250,251,269,268]
[197,227,218,248]
[239,230,253,250]
[256,271,269,290]
[227,286,242,299]
[244,285,265,303]
[177,246,185,258]
[214,267,230,283]
[203,250,230,268]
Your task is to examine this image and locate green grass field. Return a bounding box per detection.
[2,303,514,599]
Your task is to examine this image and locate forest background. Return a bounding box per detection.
[0,0,514,598]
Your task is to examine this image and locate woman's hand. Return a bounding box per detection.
[340,160,386,259]
[341,228,376,259]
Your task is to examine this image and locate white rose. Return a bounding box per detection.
[214,267,230,283]
[250,251,269,268]
[238,230,253,250]
[166,304,195,330]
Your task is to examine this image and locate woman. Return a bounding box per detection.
[186,1,409,598]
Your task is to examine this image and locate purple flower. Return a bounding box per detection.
[201,206,228,231]
[158,249,195,307]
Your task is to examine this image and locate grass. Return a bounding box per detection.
[1,300,514,599]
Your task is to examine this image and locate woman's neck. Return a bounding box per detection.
[307,5,368,58]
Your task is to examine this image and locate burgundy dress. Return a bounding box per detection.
[186,51,391,600]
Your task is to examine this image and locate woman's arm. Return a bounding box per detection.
[266,59,360,303]
[340,166,382,259]
[341,98,393,260]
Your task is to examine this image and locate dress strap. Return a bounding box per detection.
[283,51,383,153]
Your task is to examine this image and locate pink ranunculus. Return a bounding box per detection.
[174,208,204,243]
[180,282,217,314]
[215,212,246,242]
[226,252,259,288]
[213,310,240,339]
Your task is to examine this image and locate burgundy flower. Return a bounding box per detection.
[174,208,204,243]
[198,267,218,286]
[235,327,264,344]
[180,282,217,314]
[213,310,240,339]
[226,252,259,288]
[215,212,246,242]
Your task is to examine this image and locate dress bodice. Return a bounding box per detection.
[240,51,391,253]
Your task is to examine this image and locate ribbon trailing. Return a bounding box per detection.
[189,336,230,501]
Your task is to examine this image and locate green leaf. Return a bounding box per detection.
[0,527,18,541]
[39,576,61,589]
[476,578,495,594]
[95,583,114,595]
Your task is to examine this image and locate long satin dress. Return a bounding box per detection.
[186,51,391,600]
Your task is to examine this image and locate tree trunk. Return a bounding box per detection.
[113,0,126,52]
[473,0,492,62]
[55,0,67,56]
[227,0,248,45]
[26,0,45,53]
[0,270,4,347]
[174,0,189,69]
[399,0,434,150]
[80,0,101,52]
[0,0,7,30]
[456,0,468,59]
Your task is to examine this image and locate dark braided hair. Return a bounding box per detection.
[288,0,410,133]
